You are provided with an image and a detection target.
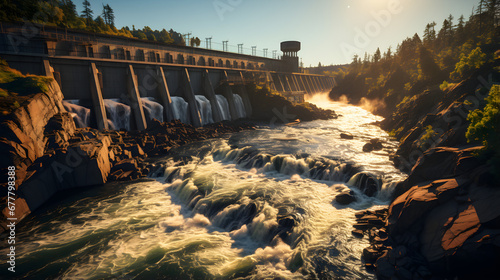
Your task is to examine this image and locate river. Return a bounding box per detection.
[0,93,406,279]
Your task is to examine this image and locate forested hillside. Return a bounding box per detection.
[0,0,202,46]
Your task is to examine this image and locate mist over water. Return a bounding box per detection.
[0,93,406,279]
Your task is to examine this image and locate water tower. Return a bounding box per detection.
[280,41,301,72]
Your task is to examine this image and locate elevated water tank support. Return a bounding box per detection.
[127,64,147,130]
[156,66,175,122]
[182,68,202,127]
[90,62,109,130]
[202,69,224,123]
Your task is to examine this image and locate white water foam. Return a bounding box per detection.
[216,95,231,121]
[233,93,246,119]
[141,97,164,123]
[104,98,131,131]
[171,96,190,124]
[195,95,214,125]
[63,100,90,128]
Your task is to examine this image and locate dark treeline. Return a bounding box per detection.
[0,0,202,46]
[330,0,499,113]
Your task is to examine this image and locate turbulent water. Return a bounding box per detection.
[62,100,91,128]
[195,95,214,126]
[142,97,164,123]
[1,93,406,279]
[171,96,190,125]
[216,95,231,121]
[104,98,131,131]
[233,94,247,119]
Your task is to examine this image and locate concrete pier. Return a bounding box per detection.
[182,68,203,127]
[238,71,252,117]
[90,63,109,130]
[202,69,223,123]
[222,71,239,121]
[127,65,147,130]
[157,66,175,122]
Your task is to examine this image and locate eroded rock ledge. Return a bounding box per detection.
[354,147,499,280]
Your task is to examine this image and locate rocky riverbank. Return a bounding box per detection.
[347,62,500,279]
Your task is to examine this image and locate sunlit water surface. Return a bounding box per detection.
[0,93,406,279]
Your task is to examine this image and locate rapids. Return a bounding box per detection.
[0,93,406,279]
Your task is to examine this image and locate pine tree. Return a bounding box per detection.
[447,14,455,37]
[102,4,114,26]
[81,0,93,25]
[60,0,78,26]
[373,47,381,63]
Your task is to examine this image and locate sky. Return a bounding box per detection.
[76,0,479,66]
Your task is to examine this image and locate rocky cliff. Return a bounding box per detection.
[346,62,500,279]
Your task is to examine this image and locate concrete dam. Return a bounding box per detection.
[0,23,335,130]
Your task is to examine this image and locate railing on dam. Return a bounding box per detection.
[0,22,276,58]
[0,22,278,71]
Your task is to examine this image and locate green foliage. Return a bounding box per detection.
[418,125,437,149]
[418,46,442,80]
[440,81,449,91]
[450,47,487,80]
[466,85,500,179]
[439,81,457,91]
[389,126,404,138]
[0,88,8,97]
[0,1,191,46]
[466,85,500,148]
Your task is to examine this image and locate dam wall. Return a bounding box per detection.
[0,23,335,129]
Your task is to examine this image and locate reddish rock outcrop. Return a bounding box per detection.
[358,146,500,279]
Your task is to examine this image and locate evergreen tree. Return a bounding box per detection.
[60,0,78,26]
[81,0,93,25]
[418,46,442,80]
[102,4,114,26]
[423,22,437,46]
[190,37,201,47]
[158,29,173,43]
[373,48,381,63]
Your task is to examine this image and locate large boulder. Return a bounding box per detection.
[18,135,112,211]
